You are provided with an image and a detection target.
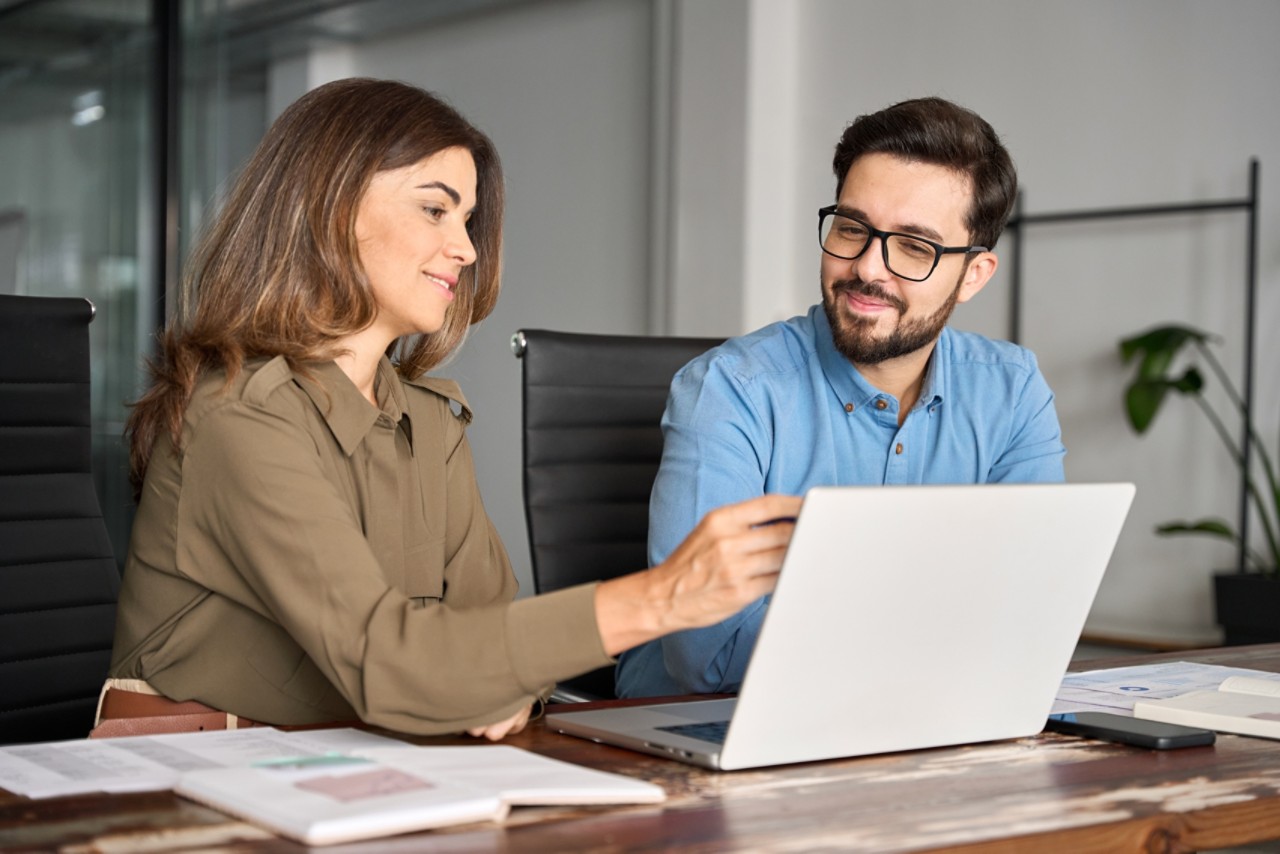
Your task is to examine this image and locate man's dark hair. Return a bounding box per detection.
[832,97,1017,250]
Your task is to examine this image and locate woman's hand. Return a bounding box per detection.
[467,702,533,741]
[594,494,801,656]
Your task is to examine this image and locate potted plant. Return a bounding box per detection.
[1119,324,1279,644]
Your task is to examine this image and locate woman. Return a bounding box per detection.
[101,78,798,740]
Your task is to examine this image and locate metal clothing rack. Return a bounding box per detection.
[1003,159,1260,575]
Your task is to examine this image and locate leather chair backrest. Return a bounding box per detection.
[0,295,120,743]
[513,328,721,698]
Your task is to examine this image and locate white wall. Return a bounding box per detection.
[274,0,656,597]
[774,0,1280,643]
[668,0,1279,642]
[273,0,1280,643]
[663,0,750,335]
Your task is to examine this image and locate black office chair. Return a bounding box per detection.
[0,295,120,743]
[512,328,722,701]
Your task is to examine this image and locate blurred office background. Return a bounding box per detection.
[2,0,1276,649]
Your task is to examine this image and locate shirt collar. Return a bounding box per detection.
[812,304,947,413]
[296,358,412,456]
[919,328,948,411]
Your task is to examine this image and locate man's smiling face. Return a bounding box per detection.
[821,152,986,366]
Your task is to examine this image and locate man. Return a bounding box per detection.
[615,97,1065,698]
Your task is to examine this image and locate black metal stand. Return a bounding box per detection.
[1004,159,1260,575]
[153,0,181,322]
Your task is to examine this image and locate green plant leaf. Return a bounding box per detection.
[1125,380,1167,433]
[1121,367,1204,433]
[1119,322,1279,576]
[1156,518,1238,542]
[1170,367,1204,395]
[1119,327,1213,433]
[1119,325,1210,379]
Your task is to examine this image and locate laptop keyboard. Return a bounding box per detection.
[655,720,730,744]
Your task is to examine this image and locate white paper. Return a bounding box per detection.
[0,727,402,799]
[175,754,506,845]
[355,745,665,805]
[1219,676,1280,698]
[174,744,664,845]
[1052,661,1280,716]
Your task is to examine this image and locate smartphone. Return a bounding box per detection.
[1045,712,1215,750]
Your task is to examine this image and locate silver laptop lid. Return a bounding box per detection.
[717,483,1135,769]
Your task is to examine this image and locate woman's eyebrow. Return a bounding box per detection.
[415,181,460,205]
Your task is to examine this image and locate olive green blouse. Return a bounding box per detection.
[110,356,610,735]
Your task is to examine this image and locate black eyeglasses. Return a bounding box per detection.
[817,205,987,282]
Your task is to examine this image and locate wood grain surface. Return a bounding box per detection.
[3,645,1279,853]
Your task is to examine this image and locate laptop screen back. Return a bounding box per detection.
[717,483,1135,769]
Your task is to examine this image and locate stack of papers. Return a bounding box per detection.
[1054,661,1280,719]
[0,728,665,846]
[0,727,400,799]
[1133,676,1280,739]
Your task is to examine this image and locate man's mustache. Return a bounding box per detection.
[831,278,907,315]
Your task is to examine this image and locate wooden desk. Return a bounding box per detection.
[4,645,1280,853]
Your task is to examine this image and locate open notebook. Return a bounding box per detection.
[548,483,1135,770]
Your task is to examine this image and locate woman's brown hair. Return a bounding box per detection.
[127,78,503,495]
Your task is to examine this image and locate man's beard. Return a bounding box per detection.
[822,272,963,365]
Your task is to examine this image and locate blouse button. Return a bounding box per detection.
[875,399,888,411]
[895,443,904,455]
[844,402,854,413]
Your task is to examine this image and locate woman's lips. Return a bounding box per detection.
[424,272,456,299]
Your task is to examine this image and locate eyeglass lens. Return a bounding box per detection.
[819,214,938,281]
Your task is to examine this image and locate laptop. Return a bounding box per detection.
[546,482,1135,771]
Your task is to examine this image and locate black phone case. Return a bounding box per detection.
[1045,713,1216,749]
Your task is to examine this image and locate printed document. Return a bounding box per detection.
[1053,661,1280,716]
[0,727,401,799]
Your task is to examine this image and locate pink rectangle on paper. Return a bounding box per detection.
[295,768,434,803]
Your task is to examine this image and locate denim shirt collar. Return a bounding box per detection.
[811,303,947,415]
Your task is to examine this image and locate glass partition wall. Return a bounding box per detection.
[0,0,269,567]
[0,0,526,567]
[0,0,157,563]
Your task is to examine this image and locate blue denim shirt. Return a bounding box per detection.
[615,305,1066,698]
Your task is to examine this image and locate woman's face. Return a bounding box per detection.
[355,146,478,340]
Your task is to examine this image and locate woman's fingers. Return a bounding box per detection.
[593,494,802,656]
[466,703,533,741]
[657,494,801,625]
[705,493,803,536]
